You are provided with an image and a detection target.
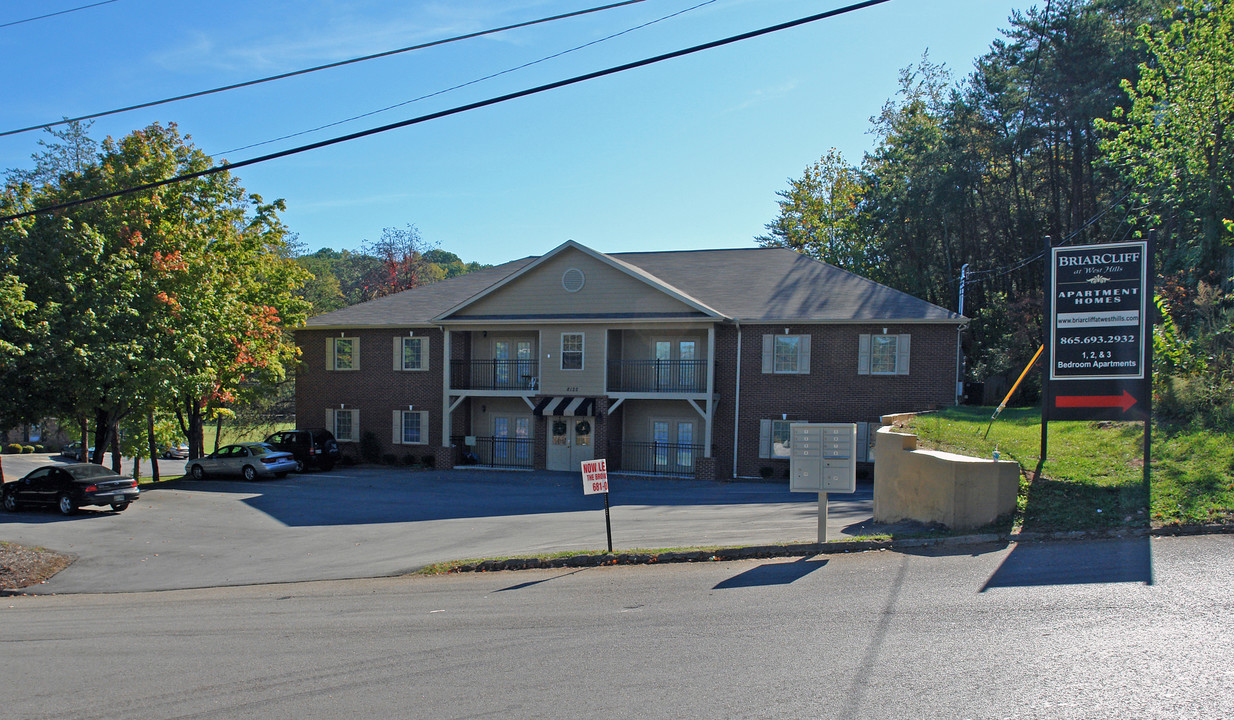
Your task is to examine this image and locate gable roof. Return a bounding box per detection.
[611,247,962,322]
[435,240,724,321]
[303,243,962,328]
[303,256,536,328]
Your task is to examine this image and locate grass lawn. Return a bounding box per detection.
[907,406,1234,531]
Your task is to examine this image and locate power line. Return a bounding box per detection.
[218,0,717,156]
[0,0,120,29]
[0,0,895,223]
[0,0,647,139]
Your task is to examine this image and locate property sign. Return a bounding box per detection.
[581,459,608,495]
[1048,241,1150,421]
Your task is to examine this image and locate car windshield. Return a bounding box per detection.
[65,464,120,480]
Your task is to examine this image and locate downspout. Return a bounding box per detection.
[731,322,742,478]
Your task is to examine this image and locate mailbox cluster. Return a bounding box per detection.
[788,423,857,494]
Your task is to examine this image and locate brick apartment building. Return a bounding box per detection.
[296,241,965,480]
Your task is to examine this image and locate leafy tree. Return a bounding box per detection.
[756,148,879,278]
[2,122,309,461]
[1098,0,1234,277]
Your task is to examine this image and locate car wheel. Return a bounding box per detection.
[2,492,18,512]
[110,502,129,512]
[293,459,305,473]
[57,493,77,516]
[190,464,205,480]
[242,465,257,481]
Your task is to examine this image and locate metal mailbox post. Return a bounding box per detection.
[789,423,857,543]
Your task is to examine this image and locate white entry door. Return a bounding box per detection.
[546,416,595,471]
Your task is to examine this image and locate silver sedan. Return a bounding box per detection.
[185,442,298,481]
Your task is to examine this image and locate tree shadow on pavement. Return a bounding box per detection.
[982,536,1153,590]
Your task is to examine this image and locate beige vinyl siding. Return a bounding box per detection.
[457,248,699,317]
[539,329,605,395]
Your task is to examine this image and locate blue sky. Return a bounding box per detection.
[1,0,1037,265]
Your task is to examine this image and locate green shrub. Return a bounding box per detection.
[341,454,357,467]
[33,444,45,452]
[4,443,22,454]
[21,445,35,453]
[402,452,418,466]
[381,452,397,465]
[759,465,775,479]
[422,454,436,469]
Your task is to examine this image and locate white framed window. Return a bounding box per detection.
[561,333,584,370]
[329,408,357,442]
[858,333,911,376]
[329,337,359,371]
[392,410,428,445]
[761,334,810,374]
[651,418,697,471]
[759,419,794,458]
[393,336,429,371]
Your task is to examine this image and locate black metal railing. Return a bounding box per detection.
[619,441,702,477]
[451,435,534,469]
[607,360,707,393]
[450,360,539,391]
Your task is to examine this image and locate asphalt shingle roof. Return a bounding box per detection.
[303,246,960,328]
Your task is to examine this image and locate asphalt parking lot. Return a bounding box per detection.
[1,453,879,594]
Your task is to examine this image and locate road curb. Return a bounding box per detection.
[443,523,1234,573]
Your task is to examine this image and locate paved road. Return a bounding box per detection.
[3,534,1229,719]
[2,454,888,593]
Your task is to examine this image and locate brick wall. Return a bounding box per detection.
[712,323,959,479]
[295,327,446,459]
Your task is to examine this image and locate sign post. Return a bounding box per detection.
[581,459,612,553]
[1047,240,1150,422]
[1044,237,1154,495]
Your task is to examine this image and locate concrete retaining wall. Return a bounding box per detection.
[873,417,1019,530]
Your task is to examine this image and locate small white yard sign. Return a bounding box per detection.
[581,459,608,495]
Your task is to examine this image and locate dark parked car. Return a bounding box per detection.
[263,429,340,471]
[59,442,94,460]
[3,463,140,515]
[185,443,297,481]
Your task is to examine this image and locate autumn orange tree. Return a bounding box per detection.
[1,122,308,462]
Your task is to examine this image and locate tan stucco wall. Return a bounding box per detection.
[873,422,1019,530]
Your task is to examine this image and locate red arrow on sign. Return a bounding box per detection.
[1055,390,1138,412]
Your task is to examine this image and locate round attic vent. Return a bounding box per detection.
[562,268,585,293]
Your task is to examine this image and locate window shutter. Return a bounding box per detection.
[352,410,360,442]
[758,419,772,459]
[761,335,774,374]
[897,334,911,375]
[798,336,811,374]
[325,409,335,436]
[352,339,360,371]
[856,422,869,462]
[327,338,335,371]
[393,337,403,371]
[858,334,871,375]
[392,410,402,445]
[419,411,430,444]
[420,337,430,371]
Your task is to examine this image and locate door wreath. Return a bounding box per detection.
[575,420,591,435]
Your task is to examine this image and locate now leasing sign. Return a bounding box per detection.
[581,459,608,495]
[1048,241,1150,421]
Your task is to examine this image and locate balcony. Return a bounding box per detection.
[450,360,539,391]
[451,435,534,469]
[607,360,707,393]
[618,441,702,477]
